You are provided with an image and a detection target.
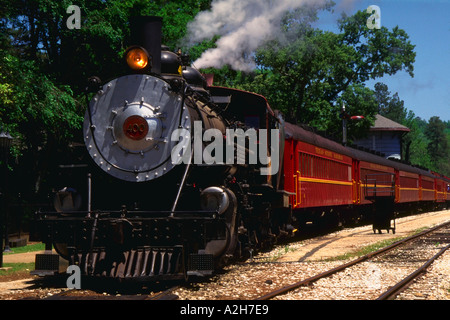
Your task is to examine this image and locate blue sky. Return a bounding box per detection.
[316,0,450,122]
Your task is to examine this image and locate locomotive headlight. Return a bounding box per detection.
[125,46,149,70]
[200,187,230,215]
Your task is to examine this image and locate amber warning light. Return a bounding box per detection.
[125,47,149,70]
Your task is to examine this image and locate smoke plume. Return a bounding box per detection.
[186,0,330,72]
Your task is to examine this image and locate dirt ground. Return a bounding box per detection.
[2,250,45,264]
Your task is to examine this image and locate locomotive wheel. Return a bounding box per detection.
[53,242,69,260]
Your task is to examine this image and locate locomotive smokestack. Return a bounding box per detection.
[130,16,162,74]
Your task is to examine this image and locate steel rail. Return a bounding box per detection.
[377,242,450,300]
[255,220,450,300]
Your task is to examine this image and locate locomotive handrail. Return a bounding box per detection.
[35,209,220,219]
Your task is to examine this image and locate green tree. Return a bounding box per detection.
[425,116,449,174]
[0,50,83,192]
[229,8,415,145]
[1,0,212,90]
[403,114,432,168]
[374,82,408,124]
[334,83,378,140]
[0,0,212,195]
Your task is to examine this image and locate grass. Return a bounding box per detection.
[3,242,45,255]
[259,244,298,262]
[1,242,45,277]
[324,227,432,262]
[326,237,404,262]
[0,262,35,276]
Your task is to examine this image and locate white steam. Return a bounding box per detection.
[186,0,329,72]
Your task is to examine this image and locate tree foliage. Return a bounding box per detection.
[0,0,211,195]
[373,82,449,176]
[374,82,407,124]
[213,9,416,144]
[425,116,449,173]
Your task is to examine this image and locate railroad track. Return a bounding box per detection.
[7,211,449,301]
[255,220,450,300]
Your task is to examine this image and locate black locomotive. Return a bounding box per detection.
[32,16,290,280]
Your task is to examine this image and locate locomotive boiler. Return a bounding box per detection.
[32,16,290,280]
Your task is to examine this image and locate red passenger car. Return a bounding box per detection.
[395,164,421,204]
[350,148,396,205]
[283,123,353,210]
[433,172,447,203]
[420,172,437,202]
[281,121,448,230]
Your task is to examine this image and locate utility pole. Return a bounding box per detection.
[341,103,348,146]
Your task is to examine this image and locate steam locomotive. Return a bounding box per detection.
[33,17,289,280]
[33,16,450,281]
